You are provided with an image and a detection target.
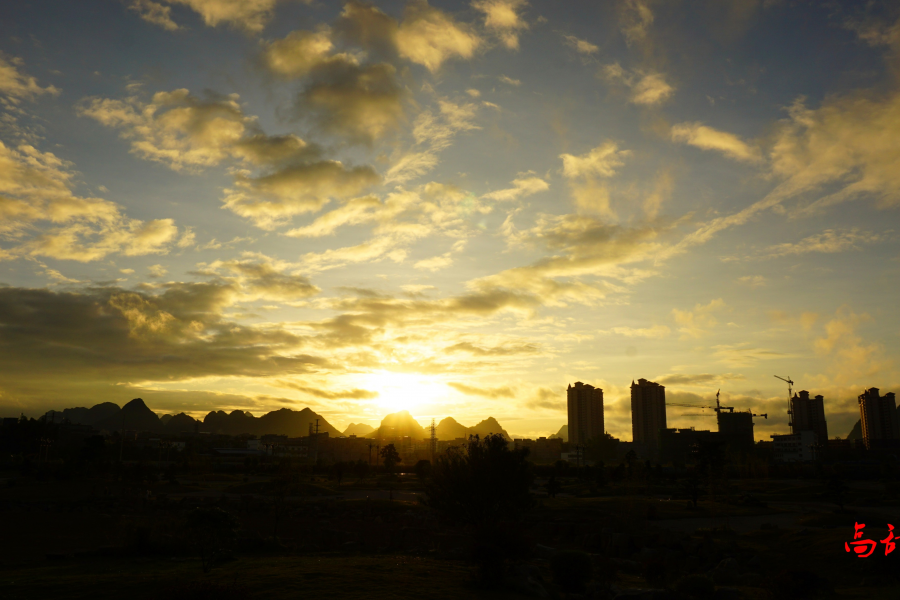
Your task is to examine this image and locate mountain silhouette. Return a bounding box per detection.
[165,412,198,433]
[203,406,340,437]
[549,424,568,441]
[470,417,511,440]
[45,402,121,427]
[369,410,426,440]
[343,422,375,437]
[95,398,161,432]
[435,417,470,440]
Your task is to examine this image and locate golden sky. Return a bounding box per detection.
[1,0,899,440]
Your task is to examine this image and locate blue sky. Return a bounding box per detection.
[1,0,899,440]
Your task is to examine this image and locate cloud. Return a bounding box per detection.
[656,373,745,386]
[602,63,674,106]
[164,0,296,33]
[473,0,529,50]
[609,325,670,338]
[0,283,334,410]
[443,340,539,356]
[561,142,631,179]
[671,298,726,339]
[481,172,548,202]
[499,75,521,86]
[771,93,900,214]
[79,88,380,229]
[736,275,766,288]
[563,34,599,55]
[670,122,762,163]
[813,305,890,384]
[756,228,884,259]
[525,386,565,411]
[385,99,481,184]
[711,343,784,367]
[148,264,168,278]
[448,381,515,398]
[276,380,379,400]
[559,142,631,218]
[194,253,320,301]
[0,141,180,262]
[395,1,482,72]
[618,0,654,47]
[223,158,380,229]
[260,26,351,78]
[129,0,180,31]
[0,54,60,103]
[297,61,406,144]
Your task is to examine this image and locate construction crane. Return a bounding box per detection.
[774,375,794,433]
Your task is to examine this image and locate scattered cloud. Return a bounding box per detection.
[610,325,671,338]
[474,0,530,50]
[656,373,746,386]
[671,298,727,339]
[129,0,180,31]
[481,172,548,202]
[602,63,674,106]
[670,122,762,163]
[0,54,60,103]
[736,275,766,288]
[499,75,521,86]
[563,34,598,55]
[395,1,482,72]
[448,381,515,398]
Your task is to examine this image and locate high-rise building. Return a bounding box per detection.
[790,390,828,444]
[717,410,755,450]
[567,382,604,445]
[858,388,899,449]
[631,378,666,457]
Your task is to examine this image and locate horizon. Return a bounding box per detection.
[2,1,899,444]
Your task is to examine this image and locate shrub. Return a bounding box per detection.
[673,574,715,599]
[550,550,593,592]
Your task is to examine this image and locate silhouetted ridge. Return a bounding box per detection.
[435,417,470,440]
[343,423,375,437]
[369,410,426,439]
[549,424,568,441]
[203,406,339,437]
[165,412,198,433]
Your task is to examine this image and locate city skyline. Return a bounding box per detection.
[1,1,900,441]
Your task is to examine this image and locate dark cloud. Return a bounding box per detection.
[448,381,515,398]
[276,380,379,400]
[656,373,745,385]
[0,285,335,414]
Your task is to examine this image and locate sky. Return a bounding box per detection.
[1,0,899,440]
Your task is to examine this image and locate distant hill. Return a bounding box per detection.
[433,416,511,441]
[203,407,341,437]
[43,401,339,437]
[549,424,568,442]
[46,402,121,427]
[343,423,375,437]
[99,399,161,432]
[847,420,862,441]
[165,413,198,433]
[470,417,511,440]
[435,417,470,440]
[369,411,427,440]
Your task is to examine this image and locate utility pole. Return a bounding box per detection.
[313,418,320,465]
[430,418,437,463]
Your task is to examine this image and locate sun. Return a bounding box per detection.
[363,371,443,415]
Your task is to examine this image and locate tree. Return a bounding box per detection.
[354,458,369,482]
[185,507,238,572]
[423,433,533,526]
[547,474,562,498]
[380,443,401,475]
[423,433,534,584]
[414,459,432,480]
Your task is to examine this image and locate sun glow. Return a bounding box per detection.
[363,371,444,415]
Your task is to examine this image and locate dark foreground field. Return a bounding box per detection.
[1,472,899,599]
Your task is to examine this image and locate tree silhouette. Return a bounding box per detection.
[423,433,534,585]
[380,443,400,475]
[185,507,238,573]
[423,433,533,526]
